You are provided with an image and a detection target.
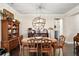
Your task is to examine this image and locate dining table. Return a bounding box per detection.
[22,37,57,45]
[21,37,57,56]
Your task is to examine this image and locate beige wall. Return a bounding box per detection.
[63,14,79,43]
[63,5,79,44]
[20,14,63,38]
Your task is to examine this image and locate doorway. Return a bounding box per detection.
[54,18,63,39]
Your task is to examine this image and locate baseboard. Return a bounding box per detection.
[65,41,73,44]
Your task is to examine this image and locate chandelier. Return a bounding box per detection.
[32,16,46,30]
[32,4,46,30]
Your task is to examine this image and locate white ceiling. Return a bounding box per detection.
[8,3,79,14]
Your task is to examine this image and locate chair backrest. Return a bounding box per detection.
[27,39,38,48]
[42,39,52,48]
[59,35,65,41]
[18,35,23,46]
[73,33,79,46]
[37,39,42,48]
[74,33,79,41]
[59,35,65,44]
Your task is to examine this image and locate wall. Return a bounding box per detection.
[63,14,79,43]
[20,14,63,38]
[63,5,79,44]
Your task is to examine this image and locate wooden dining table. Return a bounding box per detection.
[21,37,57,55]
[22,37,57,45]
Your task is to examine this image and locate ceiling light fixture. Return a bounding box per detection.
[32,3,46,31]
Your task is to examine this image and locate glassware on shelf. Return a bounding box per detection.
[13,30,16,34]
[8,24,11,29]
[8,29,11,34]
[12,26,16,29]
[12,35,16,38]
[13,19,16,22]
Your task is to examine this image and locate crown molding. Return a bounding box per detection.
[64,5,79,17]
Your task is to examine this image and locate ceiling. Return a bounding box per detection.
[8,3,79,14]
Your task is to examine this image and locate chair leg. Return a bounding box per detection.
[49,50,52,56]
[40,49,42,56]
[53,48,56,56]
[74,41,76,56]
[58,48,60,56]
[41,52,42,56]
[27,48,29,56]
[22,46,24,56]
[62,48,64,56]
[19,47,21,56]
[36,51,38,56]
[52,48,54,56]
[49,51,52,56]
[19,46,23,56]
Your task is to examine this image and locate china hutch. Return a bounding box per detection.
[1,9,20,52]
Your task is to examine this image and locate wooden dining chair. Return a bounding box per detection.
[53,35,65,56]
[73,33,79,55]
[41,39,52,56]
[27,39,38,56]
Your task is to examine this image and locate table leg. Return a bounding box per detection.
[53,48,55,56]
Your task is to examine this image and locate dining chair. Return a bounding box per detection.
[41,39,52,56]
[53,35,65,56]
[73,33,79,55]
[27,39,38,56]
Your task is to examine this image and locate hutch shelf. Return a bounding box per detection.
[1,9,20,52]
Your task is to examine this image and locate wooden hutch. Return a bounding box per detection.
[1,9,20,52]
